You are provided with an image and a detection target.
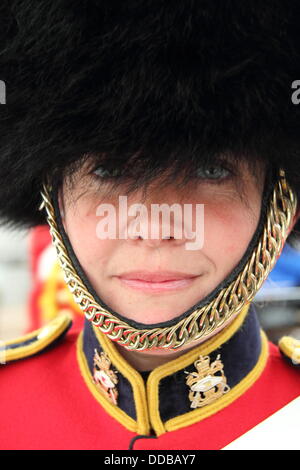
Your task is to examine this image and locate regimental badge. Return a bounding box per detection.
[93,349,119,405]
[185,354,230,409]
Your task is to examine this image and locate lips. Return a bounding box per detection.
[116,271,199,293]
[117,271,198,282]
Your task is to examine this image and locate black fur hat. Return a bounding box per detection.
[0,1,299,231]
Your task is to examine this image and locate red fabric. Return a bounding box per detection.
[0,337,299,450]
[27,226,53,331]
[28,226,52,278]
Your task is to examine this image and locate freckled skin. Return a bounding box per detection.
[58,161,266,368]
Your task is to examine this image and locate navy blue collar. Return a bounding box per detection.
[77,303,268,436]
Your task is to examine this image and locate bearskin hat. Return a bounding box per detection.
[0,1,299,232]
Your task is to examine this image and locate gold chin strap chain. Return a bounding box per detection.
[39,169,297,351]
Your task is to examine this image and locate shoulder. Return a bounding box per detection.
[255,338,300,402]
[0,313,79,411]
[277,336,300,369]
[0,313,73,365]
[265,337,300,392]
[0,314,78,396]
[0,314,84,449]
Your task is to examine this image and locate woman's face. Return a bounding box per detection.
[58,159,265,327]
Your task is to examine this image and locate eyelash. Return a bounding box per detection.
[195,166,231,181]
[91,164,233,183]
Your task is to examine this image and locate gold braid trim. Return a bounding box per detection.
[39,169,297,351]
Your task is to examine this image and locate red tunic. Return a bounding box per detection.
[0,310,299,450]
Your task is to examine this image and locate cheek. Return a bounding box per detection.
[203,198,260,272]
[63,202,116,272]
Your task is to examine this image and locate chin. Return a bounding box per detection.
[122,311,177,324]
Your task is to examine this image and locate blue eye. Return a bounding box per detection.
[196,166,230,180]
[93,166,121,178]
[93,165,230,181]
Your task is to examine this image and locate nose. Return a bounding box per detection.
[118,182,197,249]
[130,234,184,248]
[124,206,192,249]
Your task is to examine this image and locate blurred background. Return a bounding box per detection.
[0,226,30,340]
[0,224,300,342]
